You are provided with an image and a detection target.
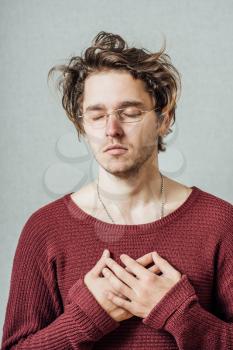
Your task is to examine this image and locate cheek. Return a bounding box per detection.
[136,124,158,147]
[84,130,106,150]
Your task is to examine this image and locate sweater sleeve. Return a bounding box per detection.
[142,216,233,349]
[1,212,120,350]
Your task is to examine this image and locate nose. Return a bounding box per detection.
[105,114,124,138]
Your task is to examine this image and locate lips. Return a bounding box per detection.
[106,148,128,155]
[104,144,128,152]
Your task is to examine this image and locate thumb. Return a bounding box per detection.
[91,249,110,276]
[152,252,176,276]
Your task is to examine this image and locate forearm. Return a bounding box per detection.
[164,296,233,350]
[1,279,119,350]
[2,306,94,350]
[143,275,233,350]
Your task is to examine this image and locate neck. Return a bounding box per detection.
[96,157,164,214]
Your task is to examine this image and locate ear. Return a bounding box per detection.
[156,109,172,137]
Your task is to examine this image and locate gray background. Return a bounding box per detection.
[1,0,233,340]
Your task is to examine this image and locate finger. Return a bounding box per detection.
[120,254,151,279]
[104,258,137,288]
[125,252,153,274]
[136,252,154,266]
[102,267,133,300]
[125,251,161,274]
[108,283,128,299]
[106,290,133,313]
[136,253,161,274]
[148,264,161,274]
[152,252,178,277]
[115,291,128,299]
[90,249,110,276]
[108,286,127,300]
[125,263,161,275]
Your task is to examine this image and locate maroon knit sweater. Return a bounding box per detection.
[1,186,233,349]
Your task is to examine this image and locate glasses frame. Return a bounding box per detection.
[77,106,161,126]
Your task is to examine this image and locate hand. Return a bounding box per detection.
[84,250,162,322]
[102,251,182,319]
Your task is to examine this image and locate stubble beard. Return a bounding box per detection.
[94,143,157,179]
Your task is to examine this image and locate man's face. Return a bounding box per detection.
[82,70,161,178]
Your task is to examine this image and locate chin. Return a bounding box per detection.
[102,161,130,173]
[99,158,141,178]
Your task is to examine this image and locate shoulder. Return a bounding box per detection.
[197,187,233,215]
[18,195,67,251]
[166,175,233,234]
[194,187,233,236]
[25,194,66,226]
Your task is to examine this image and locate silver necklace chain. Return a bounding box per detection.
[96,172,165,224]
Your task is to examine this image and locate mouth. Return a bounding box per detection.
[105,148,128,155]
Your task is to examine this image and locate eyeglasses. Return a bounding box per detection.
[77,106,160,129]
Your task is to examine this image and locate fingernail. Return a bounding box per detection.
[103,249,109,257]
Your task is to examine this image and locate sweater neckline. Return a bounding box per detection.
[63,185,202,233]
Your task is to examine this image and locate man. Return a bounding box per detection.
[1,31,233,349]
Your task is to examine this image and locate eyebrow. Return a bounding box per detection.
[85,100,147,112]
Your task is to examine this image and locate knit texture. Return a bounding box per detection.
[1,185,233,349]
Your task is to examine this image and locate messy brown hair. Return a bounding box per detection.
[48,31,181,152]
